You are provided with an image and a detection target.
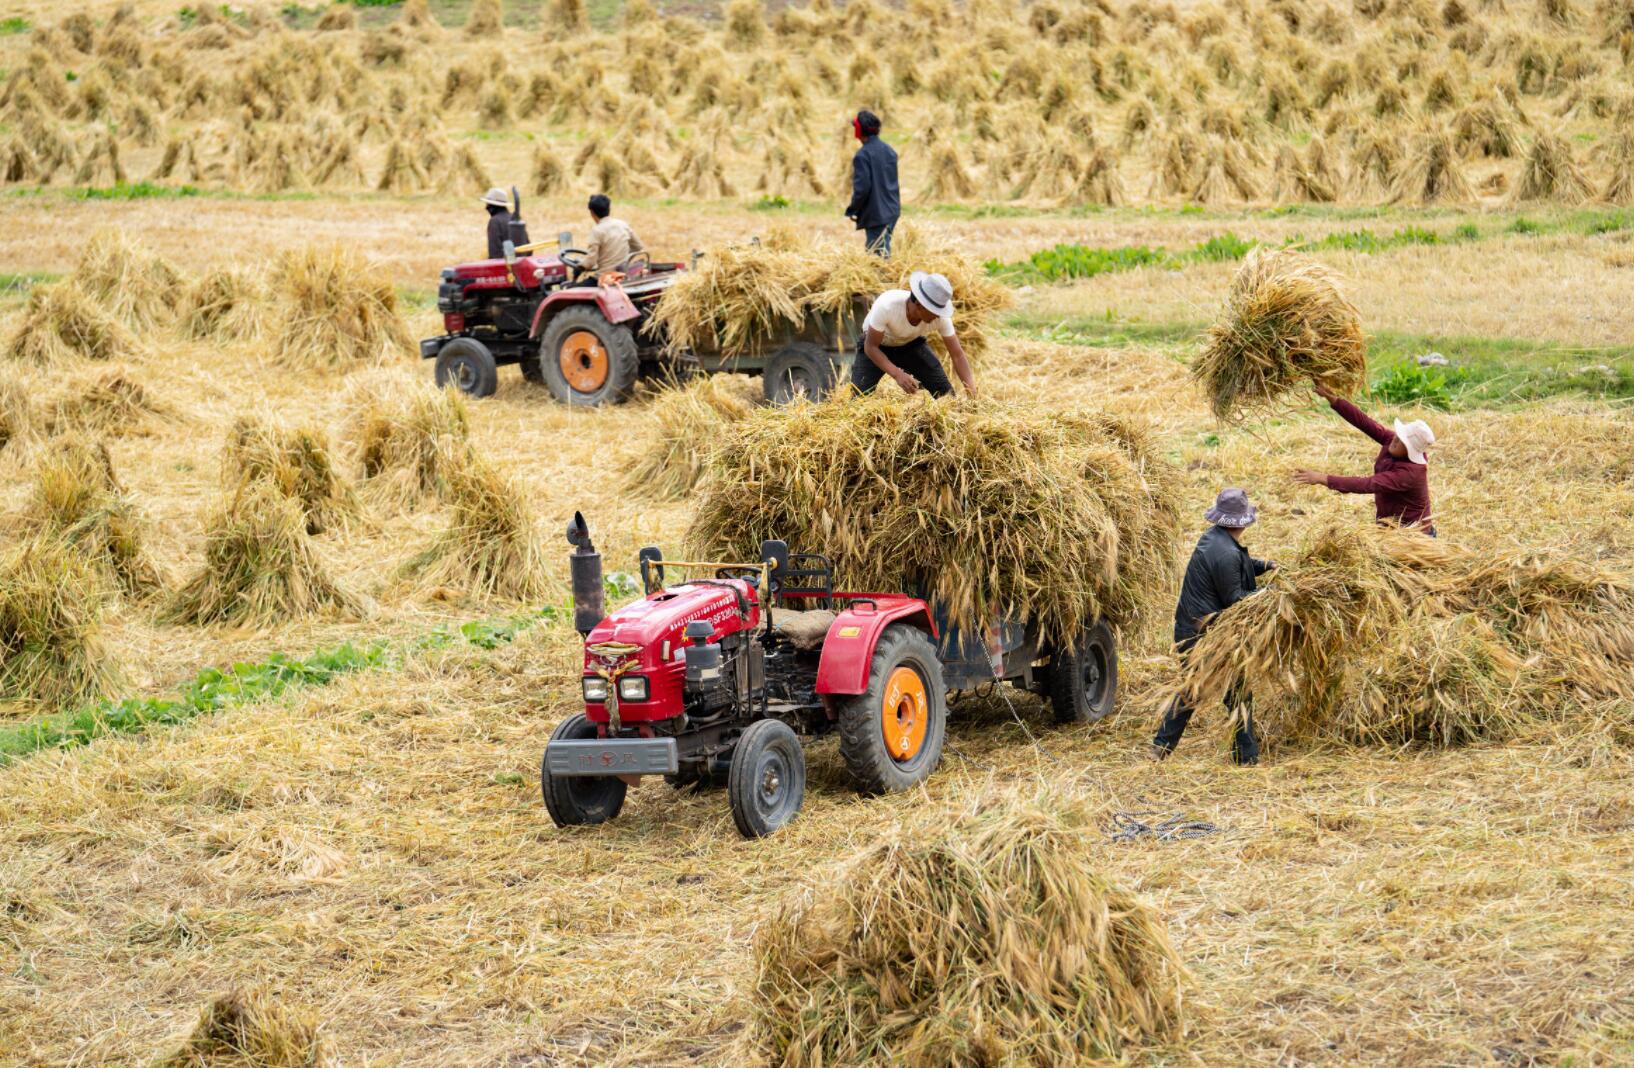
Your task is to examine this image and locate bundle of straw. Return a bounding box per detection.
[20,435,161,595]
[49,366,176,436]
[77,230,185,333]
[0,538,120,709]
[178,266,271,343]
[687,394,1181,644]
[626,375,761,500]
[1193,247,1366,423]
[752,786,1186,1065]
[154,989,328,1068]
[1173,524,1634,748]
[1,371,39,450]
[644,241,810,357]
[3,282,146,365]
[223,416,362,536]
[400,451,551,601]
[348,377,471,505]
[267,245,413,369]
[167,483,364,626]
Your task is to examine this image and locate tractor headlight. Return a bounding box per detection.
[618,676,649,702]
[582,677,608,702]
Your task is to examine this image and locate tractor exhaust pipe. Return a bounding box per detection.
[566,511,603,637]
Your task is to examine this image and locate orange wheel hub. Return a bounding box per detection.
[559,330,610,392]
[880,666,929,763]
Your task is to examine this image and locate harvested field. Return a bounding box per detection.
[1,1,1634,1065]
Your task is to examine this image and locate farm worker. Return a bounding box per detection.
[579,193,646,280]
[844,110,900,257]
[1151,488,1273,766]
[850,271,976,398]
[1293,383,1437,536]
[482,187,530,260]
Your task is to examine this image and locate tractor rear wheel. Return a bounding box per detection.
[1047,619,1118,724]
[727,718,806,838]
[541,714,627,827]
[763,342,839,405]
[434,337,498,398]
[836,624,947,795]
[538,305,640,407]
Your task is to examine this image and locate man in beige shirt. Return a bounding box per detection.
[579,193,644,279]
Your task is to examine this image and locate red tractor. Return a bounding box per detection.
[543,515,1119,838]
[422,206,860,407]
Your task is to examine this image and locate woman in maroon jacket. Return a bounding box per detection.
[1293,383,1438,535]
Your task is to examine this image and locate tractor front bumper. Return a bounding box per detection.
[545,737,678,777]
[419,335,451,359]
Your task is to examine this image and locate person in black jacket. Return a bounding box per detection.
[1151,488,1274,765]
[482,187,529,260]
[844,110,900,256]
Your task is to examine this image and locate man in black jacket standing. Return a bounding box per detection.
[1151,488,1273,765]
[844,110,900,256]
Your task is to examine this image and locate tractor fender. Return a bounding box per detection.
[529,287,641,338]
[815,598,939,696]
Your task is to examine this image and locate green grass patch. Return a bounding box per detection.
[1004,311,1634,408]
[0,16,30,34]
[0,270,57,297]
[0,607,558,765]
[69,181,201,201]
[751,194,791,211]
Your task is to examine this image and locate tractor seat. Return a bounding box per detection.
[773,609,836,652]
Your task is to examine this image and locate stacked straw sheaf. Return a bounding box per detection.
[626,375,762,500]
[686,394,1182,645]
[1194,247,1367,423]
[645,224,1012,361]
[752,786,1186,1066]
[1176,524,1634,748]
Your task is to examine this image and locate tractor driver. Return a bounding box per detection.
[850,271,976,398]
[571,193,645,285]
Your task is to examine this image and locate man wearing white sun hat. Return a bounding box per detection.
[1294,381,1438,536]
[849,270,976,398]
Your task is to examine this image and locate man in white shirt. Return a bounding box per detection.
[849,271,976,398]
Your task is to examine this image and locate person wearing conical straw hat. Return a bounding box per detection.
[849,271,976,398]
[1294,382,1437,536]
[1151,488,1273,766]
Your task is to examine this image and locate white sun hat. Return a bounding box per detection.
[1393,419,1435,464]
[908,271,953,318]
[480,187,510,208]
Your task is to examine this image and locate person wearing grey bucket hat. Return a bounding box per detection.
[1150,488,1275,766]
[849,271,976,398]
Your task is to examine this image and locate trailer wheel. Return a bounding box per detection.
[1047,619,1118,724]
[836,624,947,795]
[728,719,806,838]
[541,714,627,827]
[434,337,498,398]
[539,305,640,407]
[763,342,840,405]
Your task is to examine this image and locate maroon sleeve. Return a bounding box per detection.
[1330,397,1392,447]
[1325,467,1418,494]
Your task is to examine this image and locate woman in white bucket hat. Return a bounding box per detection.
[1294,381,1437,536]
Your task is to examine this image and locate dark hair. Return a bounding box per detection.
[588,194,611,219]
[856,110,882,136]
[485,203,504,216]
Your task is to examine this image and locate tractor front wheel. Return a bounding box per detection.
[538,305,640,407]
[727,718,806,838]
[434,337,498,398]
[836,624,947,795]
[541,714,627,827]
[1047,619,1118,724]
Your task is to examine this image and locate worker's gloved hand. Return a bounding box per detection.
[892,370,920,395]
[1264,561,1277,571]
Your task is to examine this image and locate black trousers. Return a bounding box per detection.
[849,335,954,397]
[864,223,895,257]
[1154,637,1260,764]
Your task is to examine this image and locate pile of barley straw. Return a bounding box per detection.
[752,786,1186,1066]
[687,393,1181,645]
[626,375,761,500]
[1194,247,1366,422]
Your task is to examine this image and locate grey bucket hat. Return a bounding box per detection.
[1205,487,1257,528]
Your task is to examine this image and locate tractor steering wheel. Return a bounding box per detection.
[558,248,590,273]
[716,567,762,588]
